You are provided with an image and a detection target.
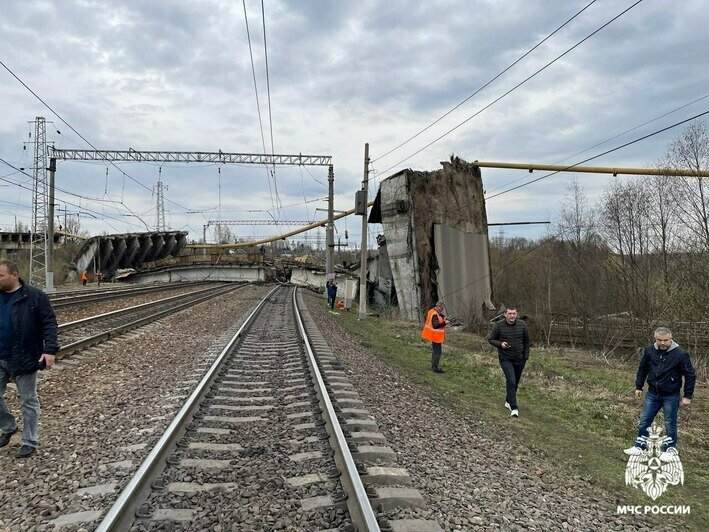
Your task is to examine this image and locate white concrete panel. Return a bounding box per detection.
[129,266,265,283]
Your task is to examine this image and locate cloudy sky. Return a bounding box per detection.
[1,0,707,245]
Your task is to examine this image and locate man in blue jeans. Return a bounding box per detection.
[487,307,529,418]
[624,327,696,461]
[0,260,58,458]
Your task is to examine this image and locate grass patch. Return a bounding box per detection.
[333,308,707,529]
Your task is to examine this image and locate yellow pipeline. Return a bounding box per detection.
[187,200,375,250]
[473,161,709,177]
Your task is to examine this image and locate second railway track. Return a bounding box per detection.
[57,283,245,356]
[91,285,440,532]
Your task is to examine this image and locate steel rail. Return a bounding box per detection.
[49,281,186,299]
[292,287,381,531]
[95,285,280,532]
[58,284,231,333]
[51,282,218,309]
[57,284,242,356]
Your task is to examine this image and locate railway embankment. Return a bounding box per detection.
[304,291,706,531]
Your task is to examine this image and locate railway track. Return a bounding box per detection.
[87,285,439,532]
[57,283,244,356]
[50,282,221,310]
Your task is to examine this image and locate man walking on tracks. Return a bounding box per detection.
[624,327,695,461]
[488,307,529,417]
[421,300,450,373]
[0,260,59,458]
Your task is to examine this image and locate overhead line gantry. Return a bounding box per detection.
[49,148,332,167]
[43,147,336,291]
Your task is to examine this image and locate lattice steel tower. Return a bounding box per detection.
[29,117,48,288]
[154,170,167,231]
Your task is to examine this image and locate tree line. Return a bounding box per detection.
[489,122,708,376]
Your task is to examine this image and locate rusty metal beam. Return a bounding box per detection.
[473,161,709,177]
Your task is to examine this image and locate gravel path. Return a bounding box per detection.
[0,285,270,531]
[302,291,676,532]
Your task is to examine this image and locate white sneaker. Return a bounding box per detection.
[624,446,643,456]
[510,409,519,417]
[660,447,679,461]
[505,402,511,412]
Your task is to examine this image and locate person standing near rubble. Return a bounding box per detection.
[421,300,450,373]
[488,306,529,417]
[326,280,338,310]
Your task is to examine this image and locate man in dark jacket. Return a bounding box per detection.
[0,260,58,458]
[326,280,338,310]
[624,327,695,461]
[488,307,529,417]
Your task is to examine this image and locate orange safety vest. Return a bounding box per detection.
[421,308,445,343]
[81,272,88,281]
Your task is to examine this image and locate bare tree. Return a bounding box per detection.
[555,180,606,328]
[599,178,655,319]
[645,170,678,286]
[665,121,709,251]
[214,225,234,244]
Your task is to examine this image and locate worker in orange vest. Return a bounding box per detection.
[81,271,88,286]
[421,300,450,373]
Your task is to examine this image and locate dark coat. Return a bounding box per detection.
[487,319,530,360]
[635,343,696,398]
[4,281,59,377]
[327,283,337,298]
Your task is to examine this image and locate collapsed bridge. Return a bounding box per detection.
[68,231,188,281]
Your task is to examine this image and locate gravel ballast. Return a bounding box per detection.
[0,285,270,531]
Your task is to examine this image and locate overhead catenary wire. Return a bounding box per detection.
[260,0,283,216]
[0,157,146,231]
[374,0,646,177]
[0,59,193,220]
[373,0,599,163]
[485,109,709,201]
[0,157,149,219]
[242,0,277,215]
[484,92,709,195]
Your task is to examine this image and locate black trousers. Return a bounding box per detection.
[499,357,526,409]
[431,342,442,369]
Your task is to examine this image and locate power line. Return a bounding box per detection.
[373,0,599,163]
[0,158,146,230]
[484,92,709,195]
[303,165,327,187]
[0,59,193,219]
[260,0,282,216]
[247,196,327,213]
[486,109,709,200]
[0,157,146,220]
[242,0,277,215]
[375,0,646,176]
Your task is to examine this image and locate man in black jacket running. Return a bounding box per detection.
[624,327,695,461]
[488,307,529,417]
[0,260,58,458]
